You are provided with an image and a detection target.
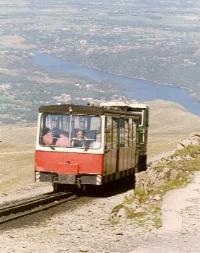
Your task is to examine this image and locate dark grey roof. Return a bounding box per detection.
[39,104,141,120]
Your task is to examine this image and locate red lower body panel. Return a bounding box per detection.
[35,150,104,175]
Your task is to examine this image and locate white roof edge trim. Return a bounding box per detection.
[100,101,148,109]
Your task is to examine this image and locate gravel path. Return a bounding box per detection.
[130,171,200,253]
[0,172,200,253]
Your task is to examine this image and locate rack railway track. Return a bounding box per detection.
[0,191,77,224]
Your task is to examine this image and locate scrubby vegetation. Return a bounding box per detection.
[110,144,200,229]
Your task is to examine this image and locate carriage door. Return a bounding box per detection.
[104,116,118,175]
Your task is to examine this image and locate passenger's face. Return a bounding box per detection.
[47,131,52,137]
[77,131,84,139]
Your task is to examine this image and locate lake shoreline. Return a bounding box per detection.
[34,53,200,116]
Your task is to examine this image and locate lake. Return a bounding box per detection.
[34,53,200,116]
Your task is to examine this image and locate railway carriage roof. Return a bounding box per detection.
[39,104,141,119]
[100,101,149,110]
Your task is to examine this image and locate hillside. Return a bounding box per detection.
[147,100,200,158]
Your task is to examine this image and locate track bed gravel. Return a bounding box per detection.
[1,172,200,253]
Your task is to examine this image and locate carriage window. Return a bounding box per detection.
[106,116,112,149]
[128,118,137,146]
[119,118,125,147]
[129,118,133,146]
[132,119,136,144]
[112,118,118,148]
[124,119,129,147]
[40,113,101,149]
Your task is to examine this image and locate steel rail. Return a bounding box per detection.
[0,192,77,224]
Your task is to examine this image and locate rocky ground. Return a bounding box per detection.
[130,171,200,253]
[0,170,200,252]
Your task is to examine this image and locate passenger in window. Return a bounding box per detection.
[42,128,53,146]
[55,130,70,147]
[72,129,86,147]
[52,127,60,139]
[90,133,101,149]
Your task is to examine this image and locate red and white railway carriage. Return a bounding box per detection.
[35,104,141,191]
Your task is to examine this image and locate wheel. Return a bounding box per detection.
[53,183,65,192]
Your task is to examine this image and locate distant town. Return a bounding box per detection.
[1,0,200,124]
